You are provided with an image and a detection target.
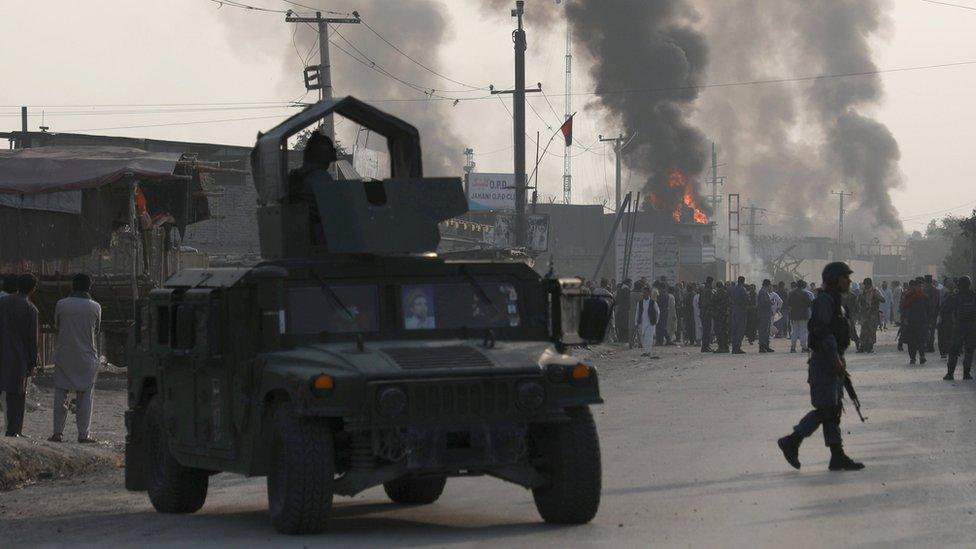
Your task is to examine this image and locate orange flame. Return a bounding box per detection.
[668,169,710,224]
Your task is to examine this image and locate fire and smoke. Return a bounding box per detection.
[563,0,712,222]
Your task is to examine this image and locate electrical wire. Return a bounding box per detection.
[208,0,288,14]
[920,0,976,11]
[358,18,490,91]
[60,113,292,133]
[0,105,300,117]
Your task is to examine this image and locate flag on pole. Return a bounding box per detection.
[559,113,574,147]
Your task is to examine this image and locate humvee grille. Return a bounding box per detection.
[381,346,494,370]
[407,380,512,419]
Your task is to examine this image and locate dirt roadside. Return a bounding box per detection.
[0,367,127,490]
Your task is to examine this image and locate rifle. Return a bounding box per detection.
[843,372,867,422]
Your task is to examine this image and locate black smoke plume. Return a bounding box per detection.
[696,0,903,240]
[565,0,710,215]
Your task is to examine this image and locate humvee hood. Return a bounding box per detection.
[260,340,563,378]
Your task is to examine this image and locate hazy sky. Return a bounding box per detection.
[2,0,974,237]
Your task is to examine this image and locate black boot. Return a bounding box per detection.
[828,444,865,471]
[777,434,802,470]
[965,368,973,381]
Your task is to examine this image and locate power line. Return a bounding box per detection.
[920,0,976,11]
[358,18,489,91]
[1,105,299,117]
[208,0,288,14]
[60,113,291,133]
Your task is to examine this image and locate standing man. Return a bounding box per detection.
[699,277,714,353]
[944,276,976,380]
[856,278,884,354]
[777,262,864,472]
[880,281,893,331]
[730,276,749,354]
[0,274,39,438]
[614,279,632,348]
[757,280,776,353]
[902,279,930,365]
[49,274,102,443]
[788,280,814,353]
[775,281,790,338]
[924,275,941,353]
[635,286,660,357]
[713,282,731,353]
[654,282,671,347]
[937,278,957,360]
[891,281,903,326]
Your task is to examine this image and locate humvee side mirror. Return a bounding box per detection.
[578,297,613,343]
[549,278,612,348]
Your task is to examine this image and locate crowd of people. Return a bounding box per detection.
[0,273,102,441]
[584,271,974,379]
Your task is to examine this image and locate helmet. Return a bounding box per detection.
[959,275,972,290]
[822,261,854,286]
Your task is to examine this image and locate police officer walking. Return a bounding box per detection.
[777,262,865,472]
[944,276,976,380]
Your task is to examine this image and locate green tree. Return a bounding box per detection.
[929,212,976,277]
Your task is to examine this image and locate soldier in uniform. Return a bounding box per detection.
[713,282,731,353]
[730,277,749,354]
[856,278,885,353]
[944,276,976,380]
[777,262,865,472]
[937,279,957,360]
[699,277,714,353]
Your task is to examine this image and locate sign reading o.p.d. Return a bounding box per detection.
[467,172,515,211]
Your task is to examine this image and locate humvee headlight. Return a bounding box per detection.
[311,374,335,392]
[515,380,546,411]
[377,386,408,418]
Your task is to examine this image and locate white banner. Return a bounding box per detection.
[654,235,680,283]
[616,232,654,283]
[467,172,515,211]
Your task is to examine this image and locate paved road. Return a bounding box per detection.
[4,330,976,547]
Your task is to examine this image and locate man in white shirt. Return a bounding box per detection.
[49,274,101,443]
[635,286,660,357]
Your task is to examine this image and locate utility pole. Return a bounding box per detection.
[728,194,741,280]
[463,148,476,197]
[741,205,766,242]
[286,9,361,140]
[562,22,573,204]
[599,133,629,211]
[491,1,541,247]
[831,190,854,256]
[706,143,724,218]
[19,106,30,149]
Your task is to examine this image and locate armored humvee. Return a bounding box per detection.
[124,97,610,534]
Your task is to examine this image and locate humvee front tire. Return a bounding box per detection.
[383,476,447,505]
[531,406,602,524]
[267,404,335,535]
[145,397,209,514]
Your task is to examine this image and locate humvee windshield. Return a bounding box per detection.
[284,277,522,336]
